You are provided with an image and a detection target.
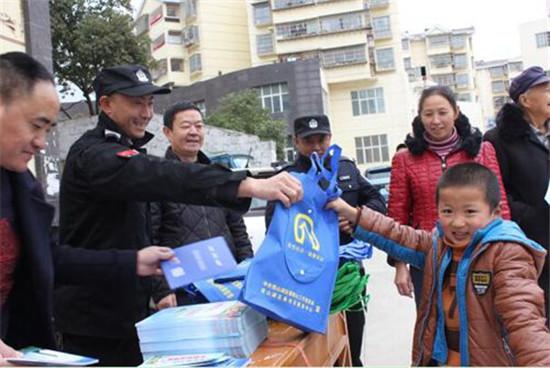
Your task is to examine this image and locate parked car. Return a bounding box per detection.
[364,165,391,202]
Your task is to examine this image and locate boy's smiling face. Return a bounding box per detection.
[437,185,500,249]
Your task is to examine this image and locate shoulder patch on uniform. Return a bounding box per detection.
[116,149,140,158]
[471,271,492,295]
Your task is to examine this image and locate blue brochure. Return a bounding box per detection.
[161,236,237,290]
[7,347,98,366]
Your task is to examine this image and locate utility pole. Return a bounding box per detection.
[23,0,62,226]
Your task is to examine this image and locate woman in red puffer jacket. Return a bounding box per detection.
[389,85,510,305]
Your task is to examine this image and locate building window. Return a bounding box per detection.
[375,47,395,70]
[151,33,165,51]
[322,45,366,67]
[135,14,149,35]
[253,2,271,26]
[457,93,471,102]
[428,34,449,48]
[355,134,390,164]
[165,3,180,22]
[401,38,410,51]
[256,33,274,55]
[285,135,296,162]
[368,0,389,8]
[170,58,184,72]
[403,57,411,70]
[455,73,469,88]
[151,58,167,80]
[194,100,206,115]
[319,12,364,33]
[489,66,506,78]
[184,0,197,18]
[183,25,200,47]
[451,34,466,49]
[190,53,202,73]
[536,32,550,48]
[429,53,452,68]
[372,15,391,39]
[407,66,422,82]
[432,73,455,87]
[276,19,319,39]
[149,5,162,27]
[273,0,314,10]
[453,53,467,69]
[508,61,523,73]
[258,83,289,113]
[167,30,182,44]
[351,87,385,116]
[491,80,506,93]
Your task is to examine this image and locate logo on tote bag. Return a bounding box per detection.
[294,213,320,251]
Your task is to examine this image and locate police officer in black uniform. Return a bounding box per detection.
[265,114,386,367]
[55,65,302,366]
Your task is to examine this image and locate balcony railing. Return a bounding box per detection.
[273,0,314,10]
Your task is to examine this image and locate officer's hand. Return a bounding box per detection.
[156,293,177,310]
[394,262,414,298]
[0,338,21,366]
[137,246,175,276]
[326,198,358,225]
[238,173,303,207]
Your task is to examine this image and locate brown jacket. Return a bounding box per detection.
[354,207,550,366]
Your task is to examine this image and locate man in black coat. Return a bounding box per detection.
[150,102,254,308]
[484,66,550,325]
[0,53,174,364]
[55,65,302,366]
[265,114,386,366]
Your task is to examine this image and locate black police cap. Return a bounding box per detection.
[293,114,331,138]
[92,64,171,98]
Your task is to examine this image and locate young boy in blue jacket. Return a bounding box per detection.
[328,162,550,366]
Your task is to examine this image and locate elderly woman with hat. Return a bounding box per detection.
[484,66,550,325]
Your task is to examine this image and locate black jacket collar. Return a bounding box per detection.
[496,103,537,140]
[97,112,154,148]
[165,146,211,164]
[404,112,482,157]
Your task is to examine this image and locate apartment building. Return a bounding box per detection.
[475,58,523,129]
[402,26,477,104]
[247,0,412,170]
[519,17,550,72]
[135,0,252,87]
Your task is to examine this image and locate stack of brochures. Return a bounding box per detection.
[139,352,250,367]
[135,301,267,360]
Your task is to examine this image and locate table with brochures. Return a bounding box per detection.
[249,313,352,366]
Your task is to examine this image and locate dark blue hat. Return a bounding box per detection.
[509,66,550,103]
[93,64,171,98]
[293,115,331,138]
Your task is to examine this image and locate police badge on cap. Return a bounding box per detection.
[92,64,171,97]
[294,115,331,138]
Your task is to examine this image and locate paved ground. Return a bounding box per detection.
[361,248,416,366]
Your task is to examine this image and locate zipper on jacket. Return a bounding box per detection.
[202,206,212,238]
[414,238,440,366]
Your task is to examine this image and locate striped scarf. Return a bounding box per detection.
[424,126,460,159]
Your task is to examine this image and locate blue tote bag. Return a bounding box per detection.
[239,145,341,334]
